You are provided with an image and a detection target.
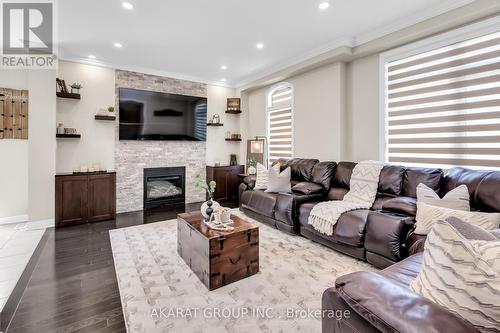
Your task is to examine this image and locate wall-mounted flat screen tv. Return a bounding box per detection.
[119,88,207,141]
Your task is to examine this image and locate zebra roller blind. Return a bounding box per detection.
[385,31,500,169]
[268,85,293,165]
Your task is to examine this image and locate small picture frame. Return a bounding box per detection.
[227,98,240,111]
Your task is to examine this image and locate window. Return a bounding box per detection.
[193,100,207,140]
[384,30,500,169]
[267,84,293,165]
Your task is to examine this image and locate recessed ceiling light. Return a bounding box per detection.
[319,2,329,10]
[122,2,134,10]
[221,78,227,82]
[256,43,264,49]
[113,42,123,48]
[220,65,227,70]
[88,54,96,59]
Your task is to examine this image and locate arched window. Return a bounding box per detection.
[267,83,294,165]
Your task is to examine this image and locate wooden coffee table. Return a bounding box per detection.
[177,212,259,290]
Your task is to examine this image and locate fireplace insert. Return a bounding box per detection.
[143,167,185,209]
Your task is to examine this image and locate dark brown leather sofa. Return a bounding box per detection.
[299,162,443,268]
[239,160,500,332]
[239,158,445,269]
[322,167,500,333]
[239,159,336,234]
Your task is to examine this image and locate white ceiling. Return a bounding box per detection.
[58,0,473,87]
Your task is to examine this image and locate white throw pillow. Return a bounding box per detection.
[265,166,291,193]
[415,202,500,235]
[254,163,279,190]
[417,183,470,211]
[410,219,500,333]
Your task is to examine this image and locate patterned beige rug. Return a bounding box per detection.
[110,209,375,333]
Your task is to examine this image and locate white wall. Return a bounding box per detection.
[0,69,56,221]
[206,85,240,166]
[56,61,240,171]
[57,62,116,172]
[0,140,28,219]
[345,54,381,161]
[241,62,346,163]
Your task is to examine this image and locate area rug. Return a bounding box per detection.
[110,209,375,333]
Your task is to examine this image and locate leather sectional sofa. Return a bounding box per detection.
[323,167,500,333]
[239,158,445,268]
[239,158,500,333]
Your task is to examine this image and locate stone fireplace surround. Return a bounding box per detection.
[115,70,207,213]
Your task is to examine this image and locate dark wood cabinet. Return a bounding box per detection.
[206,165,244,203]
[55,172,116,227]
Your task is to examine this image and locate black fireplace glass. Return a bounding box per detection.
[143,167,185,209]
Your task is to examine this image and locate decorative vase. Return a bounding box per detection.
[247,166,256,175]
[201,199,220,220]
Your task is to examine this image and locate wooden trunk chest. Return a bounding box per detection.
[177,212,259,290]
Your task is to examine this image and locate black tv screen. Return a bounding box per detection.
[119,88,207,141]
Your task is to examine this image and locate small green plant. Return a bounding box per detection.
[194,173,216,198]
[70,83,82,89]
[248,158,257,168]
[108,106,115,113]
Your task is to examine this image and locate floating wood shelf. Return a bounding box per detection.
[57,92,81,100]
[225,138,242,142]
[95,115,116,121]
[56,133,81,138]
[207,123,223,126]
[225,110,242,114]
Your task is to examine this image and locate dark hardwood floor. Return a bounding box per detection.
[5,202,236,333]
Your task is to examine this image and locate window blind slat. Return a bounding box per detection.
[388,49,500,82]
[388,86,500,108]
[388,99,500,117]
[388,123,500,135]
[388,156,500,168]
[388,73,500,99]
[388,111,500,126]
[388,35,500,72]
[388,136,500,144]
[386,31,500,169]
[388,61,500,91]
[268,85,293,164]
[388,147,500,155]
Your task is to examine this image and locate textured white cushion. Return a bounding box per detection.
[254,163,279,190]
[265,166,291,193]
[415,202,500,235]
[410,219,500,333]
[417,183,470,211]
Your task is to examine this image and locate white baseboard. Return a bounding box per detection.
[0,214,29,225]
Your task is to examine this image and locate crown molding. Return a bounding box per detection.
[235,0,475,90]
[59,0,475,91]
[58,54,235,88]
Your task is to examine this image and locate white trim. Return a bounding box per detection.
[0,215,29,225]
[59,56,232,88]
[379,54,387,161]
[234,0,473,88]
[266,82,294,164]
[58,1,472,89]
[378,15,500,163]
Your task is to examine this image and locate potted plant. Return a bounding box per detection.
[247,158,257,175]
[194,173,219,220]
[108,106,115,113]
[70,83,82,94]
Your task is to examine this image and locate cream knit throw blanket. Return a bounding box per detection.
[308,160,384,236]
